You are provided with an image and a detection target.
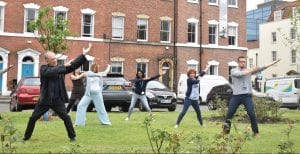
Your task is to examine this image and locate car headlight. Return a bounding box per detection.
[146,92,155,99]
[172,93,177,99]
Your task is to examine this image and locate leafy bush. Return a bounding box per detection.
[0,116,19,153]
[142,113,184,153]
[211,96,283,123]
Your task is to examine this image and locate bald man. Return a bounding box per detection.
[23,44,92,142]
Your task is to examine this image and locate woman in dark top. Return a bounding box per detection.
[174,64,210,128]
[66,69,85,113]
[125,70,161,121]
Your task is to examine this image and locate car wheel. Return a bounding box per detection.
[168,105,176,112]
[105,106,112,112]
[207,99,216,110]
[16,104,22,112]
[9,102,16,112]
[119,105,129,112]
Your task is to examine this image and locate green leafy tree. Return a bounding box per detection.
[29,7,70,54]
[278,1,300,56]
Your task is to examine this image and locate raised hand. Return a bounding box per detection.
[8,64,14,69]
[64,59,74,67]
[83,43,92,55]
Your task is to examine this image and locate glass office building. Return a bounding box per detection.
[247,0,286,41]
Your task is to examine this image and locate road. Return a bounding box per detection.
[0,103,208,113]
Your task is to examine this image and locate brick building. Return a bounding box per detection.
[0,0,247,95]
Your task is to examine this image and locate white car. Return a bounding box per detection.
[177,74,229,103]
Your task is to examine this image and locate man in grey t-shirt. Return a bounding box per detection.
[223,56,280,136]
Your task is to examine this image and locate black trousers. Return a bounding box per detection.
[23,99,76,140]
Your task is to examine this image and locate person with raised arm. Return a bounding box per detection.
[23,43,92,142]
[222,56,280,136]
[174,64,211,128]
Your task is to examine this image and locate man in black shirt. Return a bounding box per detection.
[23,43,92,142]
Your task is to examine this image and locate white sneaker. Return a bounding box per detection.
[174,124,178,128]
[125,117,129,121]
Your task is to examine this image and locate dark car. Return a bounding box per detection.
[10,77,40,112]
[206,84,233,110]
[74,74,132,112]
[139,80,177,112]
[206,84,275,110]
[101,74,132,112]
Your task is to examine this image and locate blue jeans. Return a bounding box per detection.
[176,97,203,125]
[225,94,259,134]
[75,92,111,125]
[127,93,151,118]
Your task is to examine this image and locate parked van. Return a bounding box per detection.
[177,74,229,103]
[265,76,300,109]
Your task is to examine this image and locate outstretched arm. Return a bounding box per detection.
[0,65,14,75]
[98,64,110,76]
[70,72,86,80]
[198,64,211,77]
[233,59,281,77]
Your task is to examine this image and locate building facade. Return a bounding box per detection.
[0,0,246,95]
[247,0,286,41]
[247,1,300,91]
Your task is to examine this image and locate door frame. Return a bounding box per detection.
[17,48,41,82]
[159,58,174,90]
[0,47,10,95]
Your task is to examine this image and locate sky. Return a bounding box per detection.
[247,0,296,11]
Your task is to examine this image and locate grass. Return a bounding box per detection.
[1,110,300,153]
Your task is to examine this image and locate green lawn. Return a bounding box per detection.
[1,110,300,153]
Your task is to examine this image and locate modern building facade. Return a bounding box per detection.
[247,0,286,41]
[247,1,300,91]
[0,0,247,95]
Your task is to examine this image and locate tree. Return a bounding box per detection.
[278,1,300,53]
[29,7,70,54]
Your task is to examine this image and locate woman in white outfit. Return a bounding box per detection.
[74,64,111,126]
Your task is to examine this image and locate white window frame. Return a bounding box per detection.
[81,8,95,38]
[112,16,125,40]
[187,18,198,44]
[137,18,148,41]
[23,3,40,33]
[187,59,199,71]
[208,24,218,45]
[292,7,300,18]
[228,0,238,8]
[0,1,6,32]
[208,60,219,75]
[160,20,171,43]
[208,0,218,6]
[291,50,297,64]
[187,0,199,4]
[228,25,237,46]
[111,61,123,74]
[53,6,68,26]
[274,10,282,21]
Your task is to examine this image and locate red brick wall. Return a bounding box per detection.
[0,0,247,92]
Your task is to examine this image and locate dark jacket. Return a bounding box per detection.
[38,54,87,105]
[185,71,206,98]
[131,75,160,95]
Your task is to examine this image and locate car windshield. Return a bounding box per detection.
[23,78,40,86]
[103,77,127,85]
[147,81,167,89]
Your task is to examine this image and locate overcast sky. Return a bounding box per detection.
[247,0,296,11]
